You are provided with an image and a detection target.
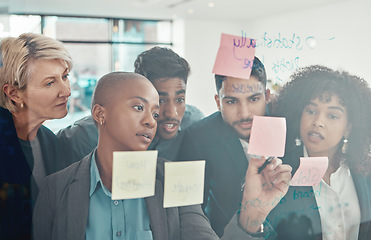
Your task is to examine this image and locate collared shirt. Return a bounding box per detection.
[85,151,153,240]
[306,149,361,239]
[239,139,262,162]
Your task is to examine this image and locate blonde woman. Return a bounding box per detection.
[0,33,73,239]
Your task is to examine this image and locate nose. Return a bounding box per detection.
[144,111,157,129]
[313,114,325,128]
[58,77,71,98]
[238,103,251,119]
[163,101,178,119]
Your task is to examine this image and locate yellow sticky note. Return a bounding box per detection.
[111,150,157,200]
[163,160,205,208]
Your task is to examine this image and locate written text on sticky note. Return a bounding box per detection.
[247,116,286,157]
[163,160,205,208]
[290,157,328,186]
[111,150,158,200]
[212,33,256,80]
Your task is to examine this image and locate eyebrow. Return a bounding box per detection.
[134,96,160,109]
[307,102,345,113]
[158,89,186,96]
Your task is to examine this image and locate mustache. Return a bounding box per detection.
[158,118,180,124]
[232,118,253,126]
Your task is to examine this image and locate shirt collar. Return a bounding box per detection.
[89,150,111,197]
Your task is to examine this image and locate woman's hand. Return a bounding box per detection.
[238,157,292,233]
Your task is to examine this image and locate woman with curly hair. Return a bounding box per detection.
[238,65,371,240]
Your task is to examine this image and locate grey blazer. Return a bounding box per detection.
[33,150,268,240]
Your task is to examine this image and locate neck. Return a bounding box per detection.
[96,138,113,192]
[12,111,44,141]
[313,150,341,186]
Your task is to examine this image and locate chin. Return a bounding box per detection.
[53,110,69,119]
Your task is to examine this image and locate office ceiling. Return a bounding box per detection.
[3,0,352,21]
[108,0,351,20]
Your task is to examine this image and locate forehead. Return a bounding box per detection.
[309,94,346,110]
[28,59,67,76]
[114,78,159,101]
[220,76,264,97]
[152,77,186,94]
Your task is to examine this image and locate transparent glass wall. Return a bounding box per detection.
[0,15,172,131]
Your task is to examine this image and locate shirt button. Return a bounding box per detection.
[116,231,122,237]
[114,200,119,206]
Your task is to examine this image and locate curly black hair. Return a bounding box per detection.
[272,65,371,175]
[134,46,190,84]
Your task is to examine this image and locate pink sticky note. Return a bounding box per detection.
[212,33,256,80]
[290,157,329,186]
[247,116,286,157]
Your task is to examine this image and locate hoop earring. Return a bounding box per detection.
[295,138,302,146]
[342,137,348,154]
[100,119,106,126]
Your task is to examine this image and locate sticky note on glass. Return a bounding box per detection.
[111,150,157,200]
[163,160,205,208]
[247,116,286,157]
[290,157,328,186]
[212,33,256,80]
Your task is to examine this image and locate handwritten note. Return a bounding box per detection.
[290,157,328,186]
[247,116,286,157]
[111,150,158,200]
[212,33,256,80]
[163,160,205,208]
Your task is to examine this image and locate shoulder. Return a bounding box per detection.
[185,111,222,133]
[57,115,97,138]
[181,104,205,130]
[46,153,91,190]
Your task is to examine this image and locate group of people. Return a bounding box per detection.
[1,32,371,240]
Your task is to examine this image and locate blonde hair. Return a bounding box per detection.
[0,33,73,112]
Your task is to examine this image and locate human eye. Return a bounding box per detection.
[176,97,185,103]
[304,108,316,115]
[133,105,144,111]
[226,99,236,104]
[62,73,70,80]
[159,98,166,104]
[153,112,159,120]
[328,114,339,120]
[46,81,55,87]
[249,96,260,102]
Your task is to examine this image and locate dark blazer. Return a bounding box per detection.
[266,169,371,240]
[177,111,248,237]
[33,150,260,240]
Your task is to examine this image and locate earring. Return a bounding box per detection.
[342,137,348,154]
[20,102,24,108]
[295,138,302,146]
[100,119,105,126]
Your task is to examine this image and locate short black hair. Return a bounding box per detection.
[134,46,190,84]
[214,56,266,93]
[273,65,371,175]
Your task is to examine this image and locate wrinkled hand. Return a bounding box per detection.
[238,157,292,233]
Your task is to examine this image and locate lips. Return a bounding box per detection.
[56,101,68,107]
[136,131,154,143]
[307,131,324,143]
[160,122,179,134]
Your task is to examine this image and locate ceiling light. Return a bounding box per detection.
[188,8,194,14]
[208,2,215,7]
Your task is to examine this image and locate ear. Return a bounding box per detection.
[214,94,221,111]
[3,84,23,104]
[92,104,106,126]
[265,89,271,102]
